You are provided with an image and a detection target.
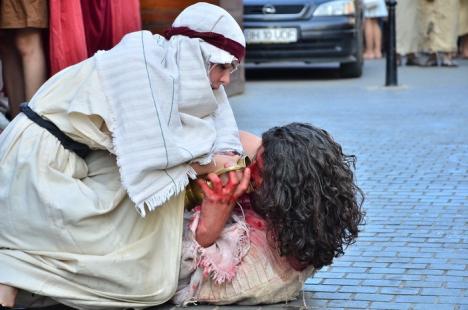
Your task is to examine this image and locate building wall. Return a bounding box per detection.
[140,0,218,35]
[140,0,244,96]
[219,0,245,96]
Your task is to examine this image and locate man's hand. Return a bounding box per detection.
[195,168,251,247]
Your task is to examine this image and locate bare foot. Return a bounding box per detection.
[0,283,18,308]
[363,51,375,59]
[374,51,383,59]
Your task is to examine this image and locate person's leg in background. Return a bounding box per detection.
[0,0,49,118]
[0,30,25,118]
[373,18,383,59]
[363,0,387,60]
[363,18,376,59]
[15,28,47,102]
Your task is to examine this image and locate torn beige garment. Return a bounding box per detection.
[174,209,315,306]
[396,0,423,55]
[420,0,460,53]
[0,62,185,308]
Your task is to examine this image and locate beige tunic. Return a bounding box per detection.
[420,0,460,53]
[396,0,423,55]
[0,57,185,309]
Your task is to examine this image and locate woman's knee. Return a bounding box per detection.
[14,29,43,58]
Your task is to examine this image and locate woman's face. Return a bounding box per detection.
[209,63,236,89]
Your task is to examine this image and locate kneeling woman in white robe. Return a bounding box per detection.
[0,2,249,309]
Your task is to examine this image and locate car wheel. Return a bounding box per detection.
[339,26,363,78]
[340,58,362,78]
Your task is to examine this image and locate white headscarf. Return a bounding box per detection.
[95,3,245,216]
[170,2,246,65]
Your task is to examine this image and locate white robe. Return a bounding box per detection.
[0,57,186,309]
[0,31,240,309]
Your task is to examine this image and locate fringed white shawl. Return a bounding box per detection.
[95,31,242,216]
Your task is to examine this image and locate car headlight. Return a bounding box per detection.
[313,0,355,16]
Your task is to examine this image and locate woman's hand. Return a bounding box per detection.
[195,168,251,247]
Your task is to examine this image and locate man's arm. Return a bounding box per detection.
[195,168,251,247]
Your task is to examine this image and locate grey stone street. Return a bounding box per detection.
[165,59,468,309]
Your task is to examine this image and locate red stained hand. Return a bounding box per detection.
[197,168,250,204]
[195,168,251,247]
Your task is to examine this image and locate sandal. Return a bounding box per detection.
[406,56,424,66]
[440,60,458,67]
[422,58,438,67]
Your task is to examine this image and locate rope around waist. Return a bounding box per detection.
[20,103,91,159]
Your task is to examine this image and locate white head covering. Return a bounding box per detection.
[168,2,246,65]
[94,3,245,216]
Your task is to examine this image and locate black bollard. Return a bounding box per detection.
[385,0,398,86]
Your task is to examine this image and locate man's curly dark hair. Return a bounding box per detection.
[252,123,365,270]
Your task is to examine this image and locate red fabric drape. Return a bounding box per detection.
[49,0,87,76]
[48,0,141,76]
[80,0,113,57]
[110,0,141,45]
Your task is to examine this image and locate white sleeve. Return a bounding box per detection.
[212,86,243,154]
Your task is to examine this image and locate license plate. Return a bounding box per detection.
[244,28,298,44]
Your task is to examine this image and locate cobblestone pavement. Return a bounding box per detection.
[157,60,468,309]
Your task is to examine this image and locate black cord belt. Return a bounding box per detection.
[20,104,91,159]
